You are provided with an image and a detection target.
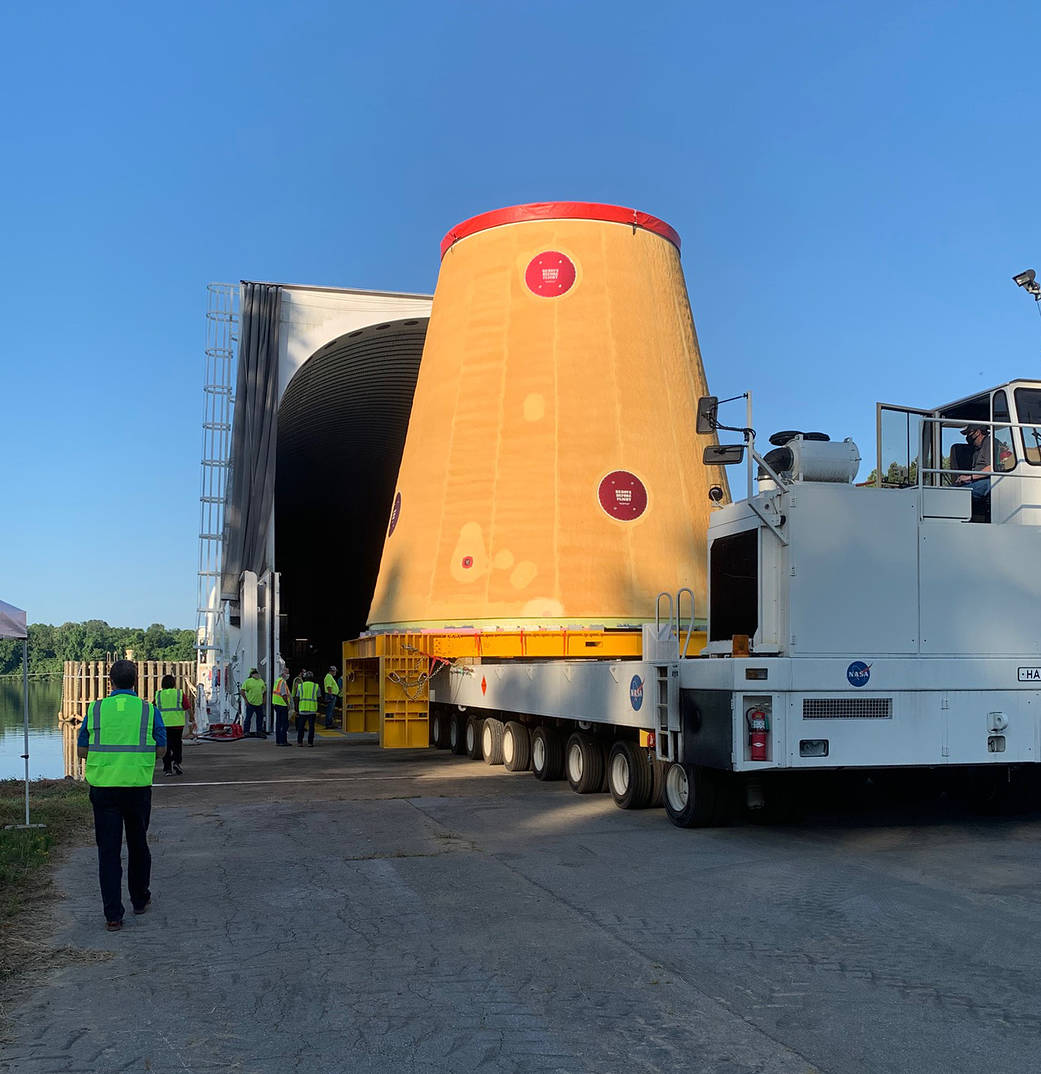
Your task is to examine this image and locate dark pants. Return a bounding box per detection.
[89,785,152,924]
[324,694,337,729]
[243,703,266,736]
[163,726,184,771]
[273,705,289,744]
[297,710,316,745]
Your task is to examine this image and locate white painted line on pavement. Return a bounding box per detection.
[154,775,426,788]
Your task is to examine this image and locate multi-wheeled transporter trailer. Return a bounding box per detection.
[430,380,1041,827]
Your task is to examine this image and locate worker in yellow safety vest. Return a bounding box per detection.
[155,673,192,776]
[76,659,166,931]
[323,665,341,729]
[294,671,320,747]
[272,668,292,746]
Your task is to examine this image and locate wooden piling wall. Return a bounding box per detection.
[59,660,197,725]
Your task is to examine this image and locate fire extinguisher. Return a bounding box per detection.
[746,707,769,761]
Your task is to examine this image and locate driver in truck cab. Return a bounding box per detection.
[956,424,992,509]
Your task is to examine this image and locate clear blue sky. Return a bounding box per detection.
[3,1,1039,629]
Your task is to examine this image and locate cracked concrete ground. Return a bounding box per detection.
[4,733,1041,1073]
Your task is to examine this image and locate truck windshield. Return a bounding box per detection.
[1014,388,1041,465]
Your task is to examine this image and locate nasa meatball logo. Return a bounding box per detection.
[630,674,644,711]
[598,470,648,522]
[525,251,576,297]
[846,661,871,688]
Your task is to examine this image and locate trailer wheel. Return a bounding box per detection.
[663,763,717,828]
[598,740,612,793]
[531,726,564,781]
[608,740,653,809]
[465,715,484,760]
[503,721,531,771]
[449,712,468,755]
[430,708,450,749]
[482,718,505,765]
[649,756,665,808]
[566,733,604,794]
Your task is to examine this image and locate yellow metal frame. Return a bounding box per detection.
[342,628,705,748]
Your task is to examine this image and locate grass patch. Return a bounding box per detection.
[0,778,94,1010]
[0,780,92,920]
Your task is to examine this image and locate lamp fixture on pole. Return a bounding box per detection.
[1013,269,1041,301]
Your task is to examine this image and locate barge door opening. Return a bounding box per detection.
[274,318,428,672]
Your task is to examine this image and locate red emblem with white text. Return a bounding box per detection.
[525,252,576,297]
[598,471,647,521]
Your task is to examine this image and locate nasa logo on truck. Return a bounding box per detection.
[847,661,871,688]
[629,674,644,710]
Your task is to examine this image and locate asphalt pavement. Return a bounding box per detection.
[4,730,1041,1073]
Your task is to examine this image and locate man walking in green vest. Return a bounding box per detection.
[77,659,166,931]
[240,668,267,738]
[155,673,192,775]
[323,665,341,729]
[294,671,320,747]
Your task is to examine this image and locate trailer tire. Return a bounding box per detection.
[503,721,531,771]
[482,718,505,765]
[449,712,468,755]
[566,733,604,794]
[649,756,665,808]
[598,740,612,793]
[531,726,565,781]
[663,762,718,828]
[430,708,450,749]
[465,715,484,760]
[608,740,653,809]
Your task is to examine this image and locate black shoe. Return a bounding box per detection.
[106,919,123,932]
[258,733,268,739]
[172,763,183,775]
[133,898,150,915]
[163,769,173,777]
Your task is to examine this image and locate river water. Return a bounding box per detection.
[0,677,65,781]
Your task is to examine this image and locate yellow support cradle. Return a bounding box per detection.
[342,627,704,749]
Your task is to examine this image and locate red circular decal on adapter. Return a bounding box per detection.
[525,252,576,297]
[598,471,647,521]
[461,556,474,569]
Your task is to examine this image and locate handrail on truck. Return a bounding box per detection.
[655,588,696,658]
[655,591,673,642]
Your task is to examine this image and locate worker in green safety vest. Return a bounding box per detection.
[240,668,267,738]
[76,659,166,931]
[323,665,341,729]
[294,671,321,747]
[272,668,292,746]
[155,673,192,776]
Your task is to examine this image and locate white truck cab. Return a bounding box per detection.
[656,380,1041,823]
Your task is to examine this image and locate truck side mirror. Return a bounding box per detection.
[703,444,745,465]
[696,396,718,434]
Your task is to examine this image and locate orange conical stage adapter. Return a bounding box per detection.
[368,201,727,631]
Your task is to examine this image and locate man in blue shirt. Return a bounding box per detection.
[77,660,167,930]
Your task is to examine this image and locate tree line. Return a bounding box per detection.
[0,621,195,677]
